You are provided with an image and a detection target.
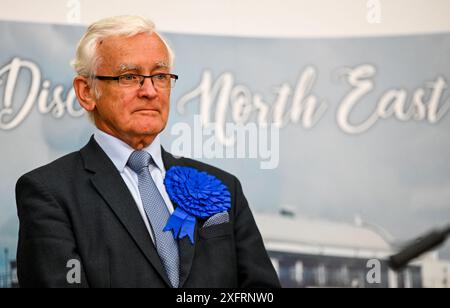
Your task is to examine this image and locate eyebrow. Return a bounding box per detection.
[155,61,170,70]
[114,64,143,75]
[113,62,170,75]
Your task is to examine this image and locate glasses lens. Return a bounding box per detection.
[152,74,173,89]
[117,74,177,88]
[118,74,141,86]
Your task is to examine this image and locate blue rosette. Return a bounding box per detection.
[163,166,231,244]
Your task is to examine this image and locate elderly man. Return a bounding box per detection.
[15,16,280,288]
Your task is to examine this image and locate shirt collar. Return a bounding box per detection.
[94,129,165,173]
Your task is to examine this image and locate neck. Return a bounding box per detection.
[96,124,157,150]
[126,136,156,150]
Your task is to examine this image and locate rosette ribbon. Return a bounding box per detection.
[163,166,231,244]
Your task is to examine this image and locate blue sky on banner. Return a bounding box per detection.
[1,20,450,262]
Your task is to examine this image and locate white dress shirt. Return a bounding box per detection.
[94,129,175,243]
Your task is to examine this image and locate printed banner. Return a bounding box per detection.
[1,20,450,287]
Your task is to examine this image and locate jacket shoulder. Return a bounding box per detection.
[17,151,82,185]
[165,152,239,186]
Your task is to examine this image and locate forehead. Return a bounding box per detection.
[96,33,169,70]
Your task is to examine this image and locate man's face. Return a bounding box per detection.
[92,33,171,146]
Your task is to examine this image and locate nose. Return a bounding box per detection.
[137,77,158,98]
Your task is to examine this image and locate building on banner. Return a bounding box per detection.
[256,212,450,288]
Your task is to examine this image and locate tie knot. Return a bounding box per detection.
[127,150,153,173]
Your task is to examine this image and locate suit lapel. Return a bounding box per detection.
[161,148,197,287]
[80,137,173,287]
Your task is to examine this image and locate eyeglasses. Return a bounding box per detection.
[94,73,178,89]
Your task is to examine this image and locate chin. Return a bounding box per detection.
[127,114,166,134]
[136,123,165,136]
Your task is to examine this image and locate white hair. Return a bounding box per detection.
[71,16,175,122]
[72,15,175,76]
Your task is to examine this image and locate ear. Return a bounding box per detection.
[73,76,97,112]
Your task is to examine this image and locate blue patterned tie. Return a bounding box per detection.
[127,150,179,288]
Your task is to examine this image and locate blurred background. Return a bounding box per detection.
[1,0,450,288]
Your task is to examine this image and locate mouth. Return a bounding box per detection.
[133,109,160,114]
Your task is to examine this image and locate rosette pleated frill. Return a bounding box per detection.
[163,166,231,244]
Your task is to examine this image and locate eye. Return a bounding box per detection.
[153,74,168,80]
[121,74,138,81]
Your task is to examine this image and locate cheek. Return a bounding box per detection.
[162,93,171,115]
[98,88,122,113]
[115,92,135,116]
[162,100,170,117]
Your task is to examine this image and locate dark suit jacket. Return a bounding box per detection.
[16,136,280,288]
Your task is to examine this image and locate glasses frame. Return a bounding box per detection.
[94,73,179,89]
